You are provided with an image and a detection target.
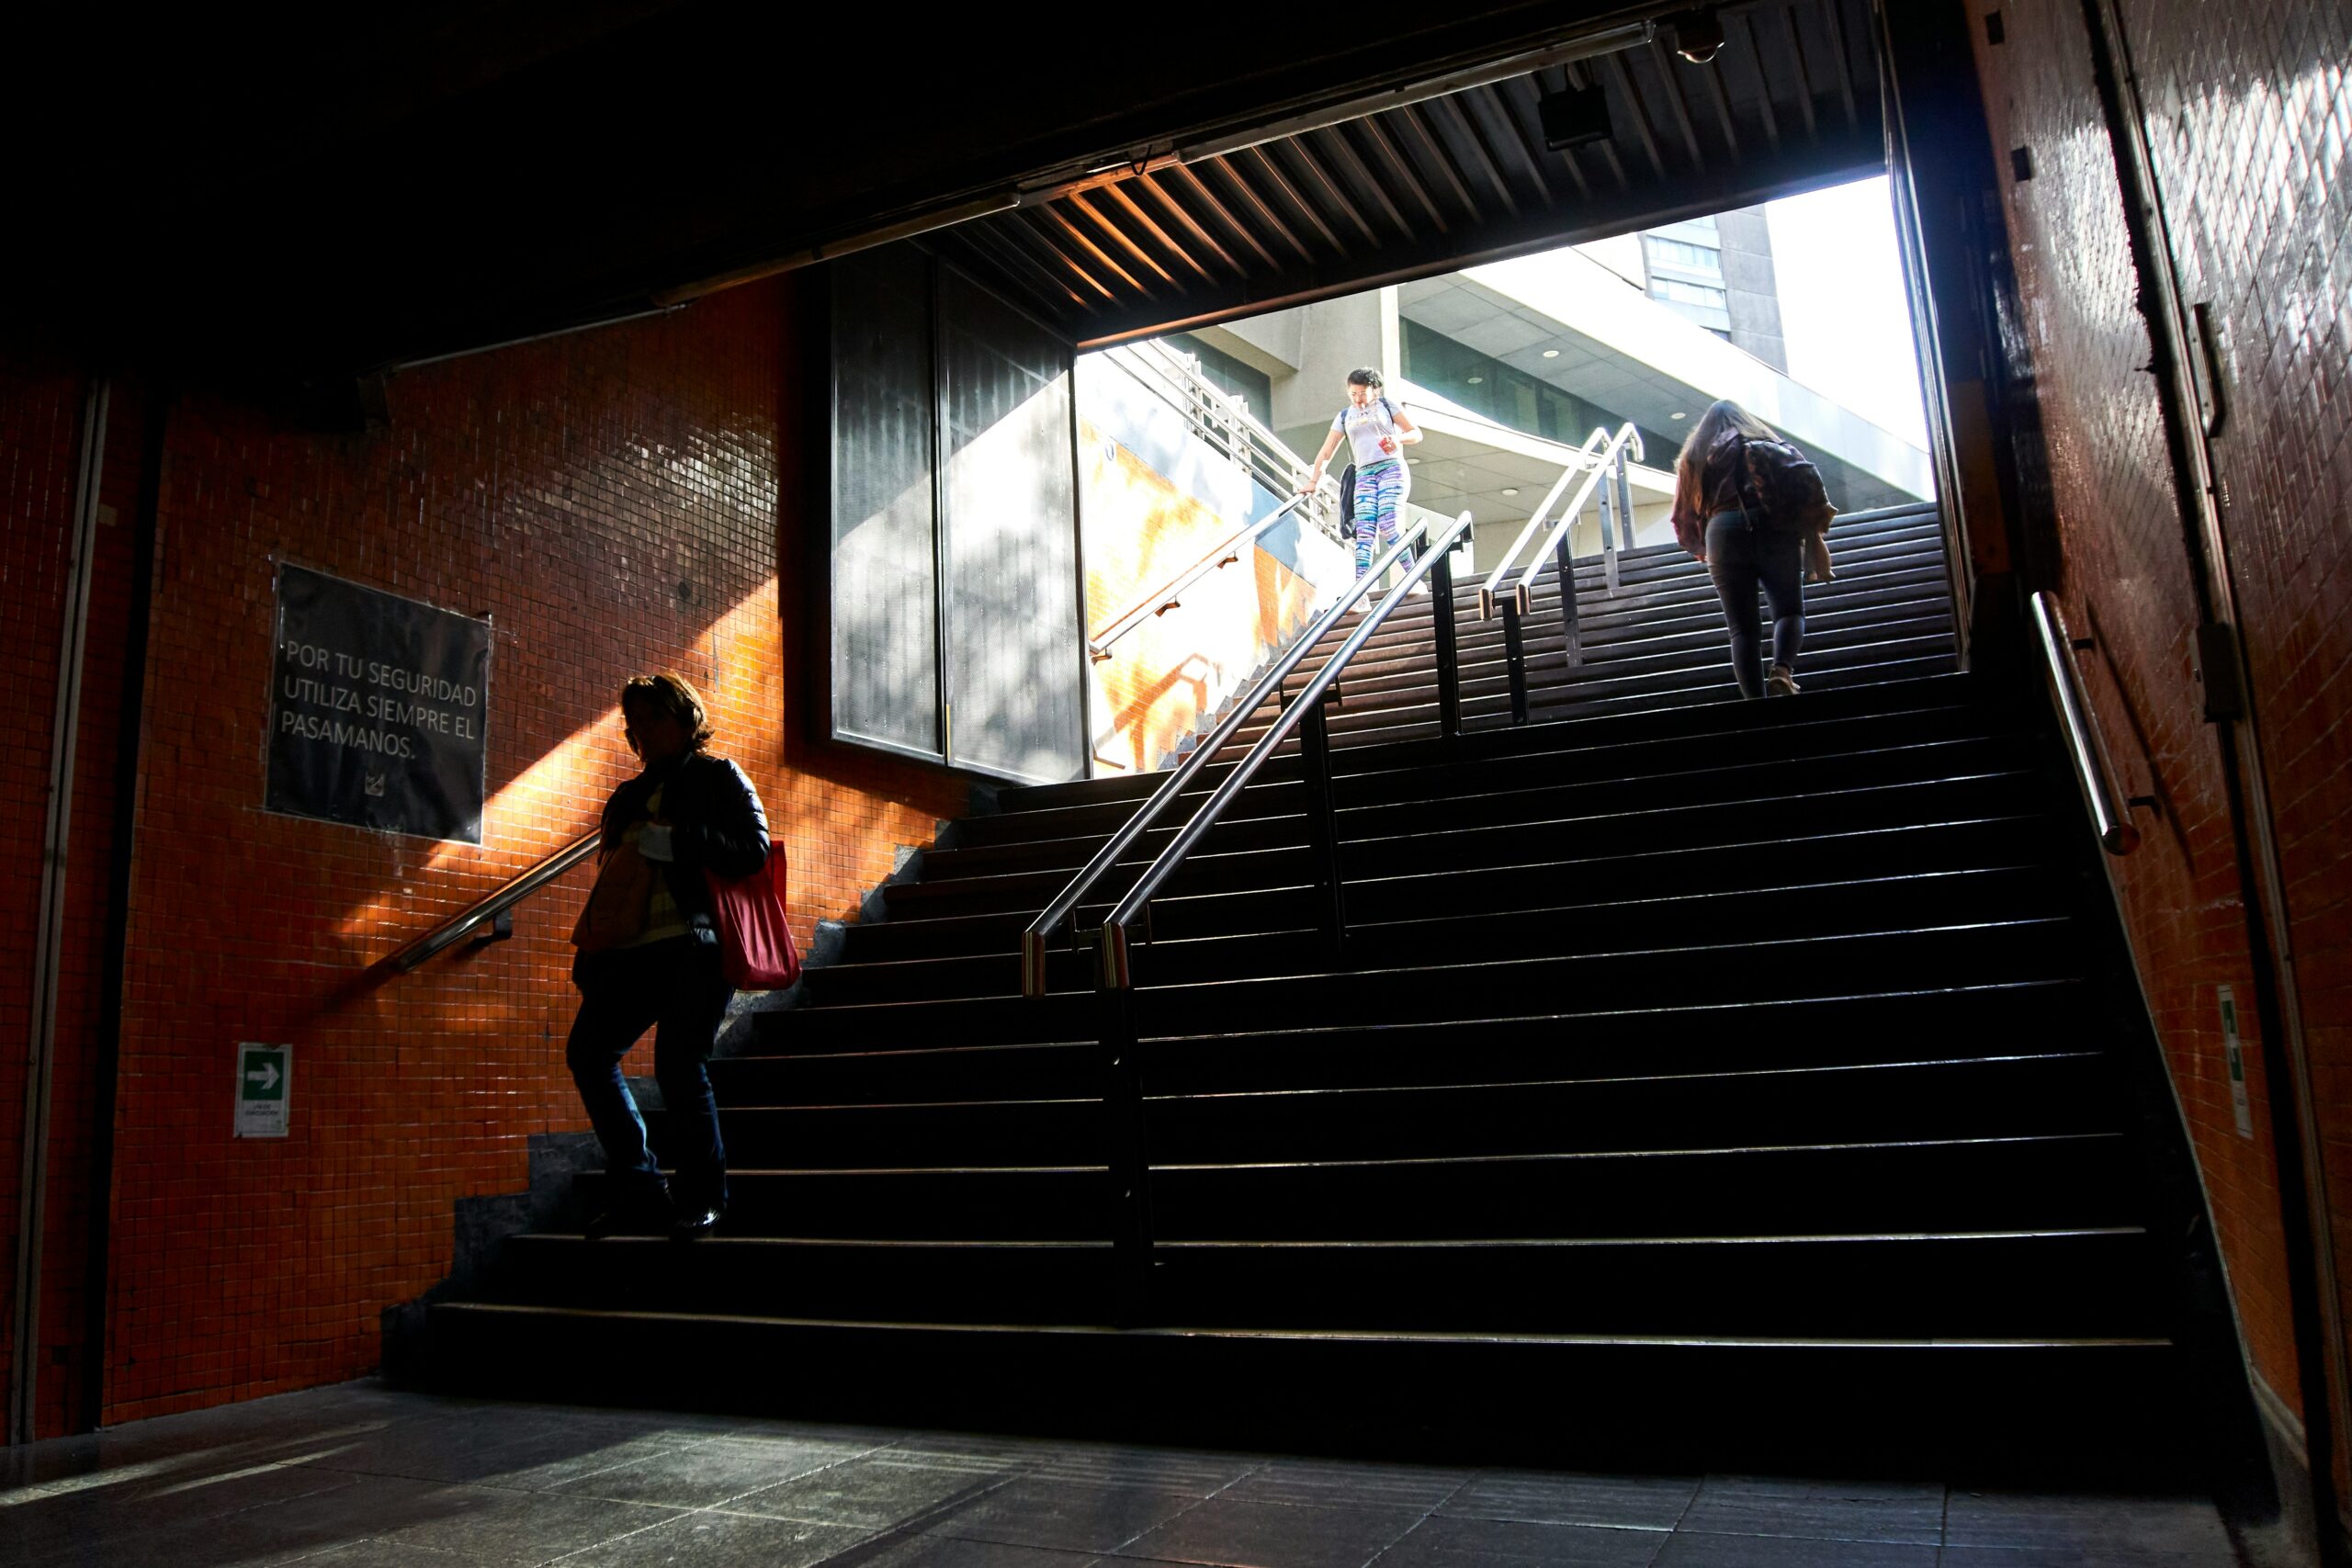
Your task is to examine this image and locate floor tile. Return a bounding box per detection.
[26,1473,458,1568]
[1652,1534,1938,1567]
[918,1476,1202,1552]
[370,1484,684,1564]
[1940,1491,2235,1556]
[549,1435,874,1507]
[1376,1512,1668,1567]
[282,1541,485,1566]
[725,1452,1019,1530]
[1934,1548,2245,1568]
[1679,1476,1944,1546]
[8,1456,367,1562]
[1111,1495,1426,1568]
[1215,1458,1472,1511]
[1441,1472,1699,1531]
[833,1536,1106,1568]
[544,1508,875,1566]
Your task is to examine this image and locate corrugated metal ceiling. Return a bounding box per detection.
[933,0,1883,345]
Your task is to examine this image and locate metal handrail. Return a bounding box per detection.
[1022,515,1456,997]
[1087,493,1321,661]
[2030,592,2141,856]
[1106,342,1346,546]
[383,827,603,972]
[1476,426,1611,620]
[1511,424,1644,611]
[1097,511,1475,989]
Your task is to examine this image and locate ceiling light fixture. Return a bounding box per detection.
[1670,411,1687,420]
[1466,375,1484,384]
[1502,488,1521,497]
[1542,349,1561,359]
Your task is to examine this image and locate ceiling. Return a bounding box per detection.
[936,0,1884,346]
[2,0,1884,392]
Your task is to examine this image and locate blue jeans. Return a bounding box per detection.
[567,938,732,1210]
[1351,458,1413,577]
[1705,511,1804,699]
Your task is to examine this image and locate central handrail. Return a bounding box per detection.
[1476,426,1611,619]
[2030,591,2142,855]
[1022,513,1463,997]
[382,826,602,972]
[1508,423,1645,614]
[1087,493,1321,661]
[1097,510,1475,989]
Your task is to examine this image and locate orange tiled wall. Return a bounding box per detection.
[1969,0,2352,1462]
[74,275,968,1425]
[1081,419,1321,775]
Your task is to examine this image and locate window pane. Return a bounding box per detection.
[939,269,1083,784]
[831,247,941,758]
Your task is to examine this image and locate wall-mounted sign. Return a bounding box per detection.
[234,1043,290,1139]
[266,564,490,843]
[2219,985,2255,1139]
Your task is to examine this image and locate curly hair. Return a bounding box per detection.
[620,672,715,753]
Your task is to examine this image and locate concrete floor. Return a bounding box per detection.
[0,1382,2245,1567]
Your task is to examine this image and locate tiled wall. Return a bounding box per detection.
[0,276,974,1431]
[1969,0,2352,1486]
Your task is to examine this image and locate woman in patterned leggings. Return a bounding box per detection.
[1302,367,1425,587]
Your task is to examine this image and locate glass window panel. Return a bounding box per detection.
[938,269,1082,784]
[830,247,940,758]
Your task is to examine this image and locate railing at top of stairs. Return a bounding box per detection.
[1464,423,1642,724]
[1087,343,1348,665]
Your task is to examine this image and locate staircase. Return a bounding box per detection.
[1229,500,1957,752]
[427,519,2234,1473]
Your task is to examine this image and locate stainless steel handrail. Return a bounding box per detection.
[1021,516,1447,997]
[1105,342,1347,545]
[1476,426,1611,620]
[382,827,603,971]
[1087,494,1321,661]
[1097,511,1475,989]
[1509,424,1644,612]
[2030,591,2141,856]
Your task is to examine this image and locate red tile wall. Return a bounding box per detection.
[1967,0,2352,1465]
[65,275,967,1426]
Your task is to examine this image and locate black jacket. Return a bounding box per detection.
[597,750,770,941]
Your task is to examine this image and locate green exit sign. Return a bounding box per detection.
[235,1043,291,1138]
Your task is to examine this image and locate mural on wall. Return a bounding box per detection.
[1077,415,1330,776]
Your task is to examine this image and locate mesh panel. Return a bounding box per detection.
[938,269,1081,783]
[830,247,940,757]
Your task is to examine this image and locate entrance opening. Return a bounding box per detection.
[1076,175,1946,774]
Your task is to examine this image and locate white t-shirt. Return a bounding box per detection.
[1331,397,1406,468]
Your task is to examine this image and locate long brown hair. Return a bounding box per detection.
[1671,399,1780,522]
[620,672,715,755]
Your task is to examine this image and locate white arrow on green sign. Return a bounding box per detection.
[235,1043,291,1137]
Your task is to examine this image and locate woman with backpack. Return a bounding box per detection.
[1300,367,1424,589]
[1669,399,1838,699]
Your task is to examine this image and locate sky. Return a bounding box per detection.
[1765,175,1929,448]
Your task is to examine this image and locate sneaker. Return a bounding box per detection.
[1765,665,1802,697]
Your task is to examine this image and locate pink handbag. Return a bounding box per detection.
[703,847,802,990]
